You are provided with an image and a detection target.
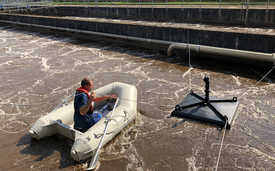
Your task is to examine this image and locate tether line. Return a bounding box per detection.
[214,119,228,171]
[0,90,138,106]
[239,66,275,100]
[188,44,192,92]
[1,64,274,107]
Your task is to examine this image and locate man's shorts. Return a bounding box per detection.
[91,112,102,123]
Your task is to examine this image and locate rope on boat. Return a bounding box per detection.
[94,118,124,138]
[214,119,228,171]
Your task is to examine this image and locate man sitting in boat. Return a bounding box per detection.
[74,78,116,132]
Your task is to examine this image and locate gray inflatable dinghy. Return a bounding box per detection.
[29,82,137,161]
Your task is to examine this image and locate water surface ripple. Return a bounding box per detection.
[0,24,274,171]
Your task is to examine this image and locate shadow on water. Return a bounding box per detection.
[169,114,226,130]
[169,115,226,171]
[16,134,75,169]
[1,23,274,84]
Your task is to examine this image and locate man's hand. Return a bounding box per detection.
[108,95,117,99]
[90,91,96,101]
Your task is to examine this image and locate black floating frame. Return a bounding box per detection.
[171,77,240,129]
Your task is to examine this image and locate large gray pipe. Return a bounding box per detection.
[1,20,274,66]
[167,43,275,65]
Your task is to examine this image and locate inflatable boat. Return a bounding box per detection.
[29,82,137,161]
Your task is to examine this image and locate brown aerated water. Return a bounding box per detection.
[0,23,274,171]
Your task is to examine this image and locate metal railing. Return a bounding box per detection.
[50,0,275,10]
[0,0,53,12]
[0,0,274,13]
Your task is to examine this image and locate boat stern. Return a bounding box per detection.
[70,137,95,161]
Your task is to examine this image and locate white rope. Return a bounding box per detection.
[188,44,192,92]
[0,90,138,107]
[0,92,80,106]
[1,65,273,107]
[0,98,66,106]
[215,119,228,171]
[239,66,275,99]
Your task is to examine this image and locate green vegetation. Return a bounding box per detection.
[52,0,274,6]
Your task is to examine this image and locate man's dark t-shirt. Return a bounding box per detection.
[74,92,94,129]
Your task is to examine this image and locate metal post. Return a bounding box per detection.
[64,0,66,13]
[84,0,86,14]
[116,0,118,15]
[152,0,153,11]
[267,0,269,12]
[182,0,184,11]
[70,0,72,13]
[199,0,201,11]
[88,0,90,13]
[166,0,167,11]
[139,0,140,10]
[21,0,23,11]
[245,0,249,25]
[204,77,210,102]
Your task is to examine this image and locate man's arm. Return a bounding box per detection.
[93,95,116,102]
[79,91,96,115]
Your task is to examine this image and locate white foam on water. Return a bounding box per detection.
[40,58,50,71]
[186,156,202,171]
[174,88,186,99]
[1,25,275,170]
[34,79,45,86]
[13,156,30,167]
[0,38,6,43]
[92,113,146,170]
[231,75,242,86]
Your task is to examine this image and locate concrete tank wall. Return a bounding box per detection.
[23,6,275,27]
[1,13,274,53]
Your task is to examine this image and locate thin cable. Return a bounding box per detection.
[0,98,66,106]
[0,90,138,107]
[0,91,81,106]
[215,120,228,171]
[239,66,275,100]
[5,64,273,108]
[188,44,192,92]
